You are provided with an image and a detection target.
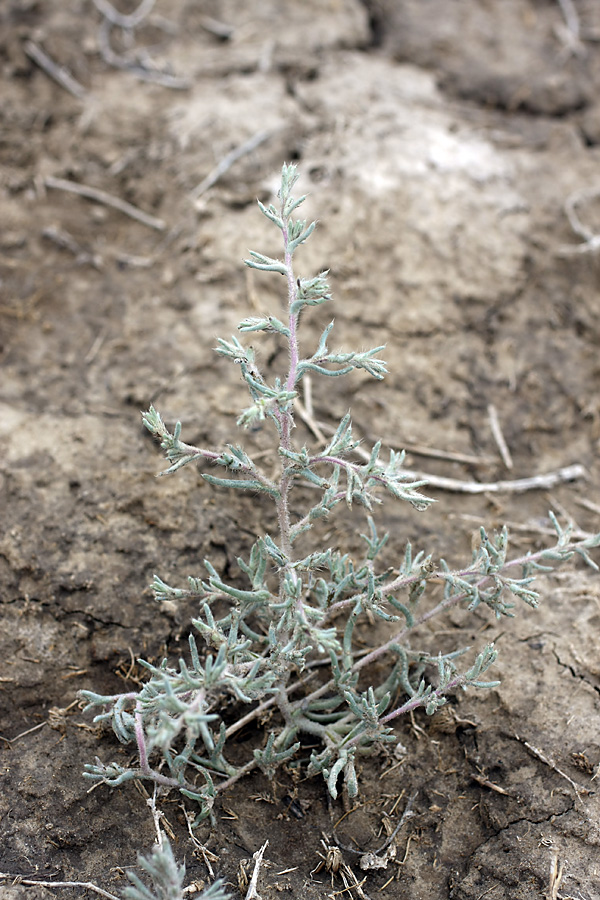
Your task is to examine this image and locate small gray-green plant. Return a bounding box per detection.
[124,836,229,900]
[81,164,600,823]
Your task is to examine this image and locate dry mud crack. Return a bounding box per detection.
[1,2,600,898]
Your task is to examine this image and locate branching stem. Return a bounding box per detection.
[80,162,600,825]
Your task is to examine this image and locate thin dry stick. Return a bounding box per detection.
[0,698,80,745]
[512,733,589,801]
[43,225,103,269]
[147,786,164,845]
[296,396,328,445]
[471,773,511,796]
[398,443,496,467]
[84,331,107,365]
[24,41,87,99]
[93,0,155,28]
[487,403,513,470]
[0,874,120,900]
[0,721,46,746]
[180,803,218,879]
[547,854,564,900]
[245,841,269,900]
[411,463,587,494]
[333,793,415,860]
[96,18,190,90]
[198,15,234,40]
[191,129,272,200]
[554,10,585,59]
[575,496,600,516]
[303,373,316,422]
[301,414,495,467]
[555,0,586,58]
[557,0,580,38]
[44,175,166,231]
[348,437,586,494]
[370,791,417,858]
[338,866,370,900]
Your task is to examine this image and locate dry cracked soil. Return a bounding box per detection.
[1,2,600,899]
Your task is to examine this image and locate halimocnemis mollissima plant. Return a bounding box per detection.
[80,163,600,825]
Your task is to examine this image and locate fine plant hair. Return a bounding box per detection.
[81,164,600,824]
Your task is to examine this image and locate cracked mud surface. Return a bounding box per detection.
[1,2,600,898]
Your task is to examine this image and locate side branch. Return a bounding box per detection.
[141,405,278,493]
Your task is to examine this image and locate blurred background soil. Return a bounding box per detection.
[1,1,600,898]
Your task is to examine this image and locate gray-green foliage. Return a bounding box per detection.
[81,164,600,822]
[123,836,229,900]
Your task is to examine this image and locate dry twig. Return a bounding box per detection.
[96,18,190,90]
[0,874,120,900]
[347,434,587,493]
[146,786,167,845]
[470,773,511,796]
[296,395,328,445]
[191,130,273,201]
[393,463,587,494]
[180,803,219,878]
[358,792,416,871]
[0,698,80,745]
[24,40,87,99]
[92,0,189,89]
[487,403,513,469]
[337,866,371,900]
[198,15,234,40]
[93,0,155,29]
[546,853,565,900]
[555,0,586,57]
[0,721,46,746]
[44,175,166,231]
[302,414,497,466]
[512,733,589,802]
[43,225,103,268]
[399,443,496,467]
[313,421,586,491]
[575,497,600,516]
[245,841,269,900]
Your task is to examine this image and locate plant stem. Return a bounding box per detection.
[275,201,301,603]
[377,673,468,727]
